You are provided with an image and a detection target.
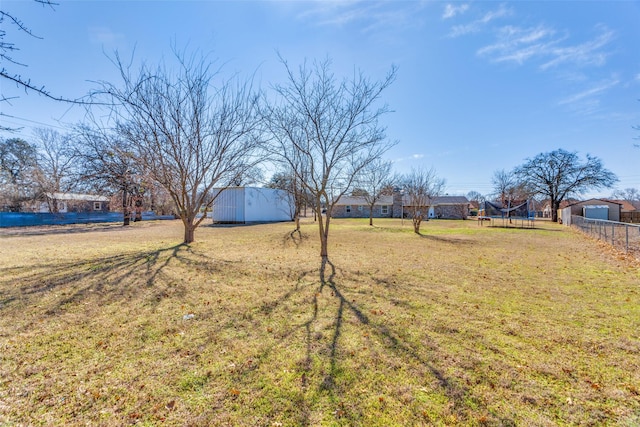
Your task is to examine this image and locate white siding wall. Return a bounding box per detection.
[211,187,293,223]
[245,187,292,222]
[212,188,245,223]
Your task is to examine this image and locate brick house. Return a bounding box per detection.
[332,192,469,220]
[331,195,394,218]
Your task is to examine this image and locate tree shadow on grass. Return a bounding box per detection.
[417,233,475,245]
[211,255,502,425]
[0,243,206,334]
[301,257,514,425]
[0,223,130,237]
[281,229,309,249]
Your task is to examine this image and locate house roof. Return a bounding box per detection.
[428,196,470,205]
[564,198,622,208]
[334,195,393,206]
[334,195,469,206]
[608,199,637,212]
[47,192,110,202]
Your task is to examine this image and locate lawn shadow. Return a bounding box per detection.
[312,257,486,424]
[0,223,130,237]
[281,229,309,248]
[417,233,475,245]
[0,243,195,333]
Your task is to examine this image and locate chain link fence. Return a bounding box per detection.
[571,215,640,257]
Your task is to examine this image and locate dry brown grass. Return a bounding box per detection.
[0,218,639,426]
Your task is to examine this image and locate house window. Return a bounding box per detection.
[346,205,351,213]
[381,205,389,215]
[93,202,102,211]
[357,205,363,212]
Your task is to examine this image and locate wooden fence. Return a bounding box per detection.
[621,212,640,223]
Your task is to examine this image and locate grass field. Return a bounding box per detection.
[0,218,639,426]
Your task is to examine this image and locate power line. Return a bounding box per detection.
[0,113,69,131]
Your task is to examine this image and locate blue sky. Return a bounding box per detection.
[2,0,639,198]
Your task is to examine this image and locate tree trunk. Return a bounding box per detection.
[184,222,195,244]
[413,217,421,234]
[122,186,130,226]
[317,206,330,258]
[294,214,300,231]
[551,200,559,222]
[369,204,374,226]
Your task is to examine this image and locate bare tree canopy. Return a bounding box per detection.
[73,124,142,225]
[95,49,264,243]
[0,137,38,210]
[514,149,618,222]
[266,170,309,231]
[355,158,394,226]
[611,187,640,205]
[402,166,445,234]
[466,190,485,204]
[264,56,396,258]
[491,168,530,206]
[32,128,77,200]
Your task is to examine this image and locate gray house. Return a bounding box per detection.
[332,192,470,220]
[331,195,394,219]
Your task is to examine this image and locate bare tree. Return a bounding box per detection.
[0,137,38,210]
[514,149,618,222]
[96,50,264,243]
[31,128,77,212]
[491,168,531,222]
[73,124,141,225]
[612,187,640,202]
[264,56,396,258]
[491,169,517,206]
[612,187,640,210]
[466,190,485,204]
[266,169,309,231]
[402,167,445,234]
[355,158,394,226]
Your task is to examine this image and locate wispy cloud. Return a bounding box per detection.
[442,3,469,20]
[392,153,425,163]
[477,25,560,64]
[448,4,511,37]
[558,78,620,106]
[88,26,125,48]
[477,24,615,71]
[297,1,427,33]
[540,25,615,70]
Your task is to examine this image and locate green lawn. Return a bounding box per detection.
[0,218,639,426]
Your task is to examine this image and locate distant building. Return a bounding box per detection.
[35,192,110,213]
[210,187,293,223]
[332,191,469,220]
[559,198,622,225]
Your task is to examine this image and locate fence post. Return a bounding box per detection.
[626,224,629,253]
[612,223,615,246]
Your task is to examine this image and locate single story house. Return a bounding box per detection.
[332,193,470,220]
[211,187,293,223]
[331,195,394,219]
[35,192,110,213]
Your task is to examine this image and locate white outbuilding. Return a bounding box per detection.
[210,187,293,223]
